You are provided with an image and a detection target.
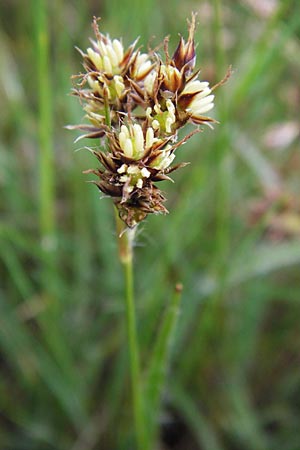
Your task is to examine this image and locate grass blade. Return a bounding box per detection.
[145,283,182,445]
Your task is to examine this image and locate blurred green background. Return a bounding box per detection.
[1,0,300,449]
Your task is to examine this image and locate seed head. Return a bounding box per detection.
[69,15,229,228]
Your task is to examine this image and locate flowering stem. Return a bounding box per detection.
[115,211,148,450]
[123,254,147,449]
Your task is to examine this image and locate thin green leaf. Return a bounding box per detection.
[145,284,182,444]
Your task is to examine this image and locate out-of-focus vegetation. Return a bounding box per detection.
[1,0,300,449]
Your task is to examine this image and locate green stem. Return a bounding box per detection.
[123,256,146,449]
[35,0,55,245]
[115,212,148,450]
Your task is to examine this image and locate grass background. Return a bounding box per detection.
[1,0,300,449]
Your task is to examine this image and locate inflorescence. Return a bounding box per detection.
[69,15,229,228]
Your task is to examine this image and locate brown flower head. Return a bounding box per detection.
[69,15,229,228]
[70,17,155,137]
[172,14,196,74]
[83,121,194,227]
[130,14,224,137]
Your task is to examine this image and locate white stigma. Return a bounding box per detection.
[112,39,124,62]
[133,124,144,157]
[145,127,154,148]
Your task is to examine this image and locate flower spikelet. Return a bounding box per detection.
[69,15,229,228]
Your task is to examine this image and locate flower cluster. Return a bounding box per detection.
[69,16,229,227]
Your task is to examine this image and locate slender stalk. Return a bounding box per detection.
[35,0,55,247]
[34,0,64,357]
[115,212,148,450]
[123,254,146,449]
